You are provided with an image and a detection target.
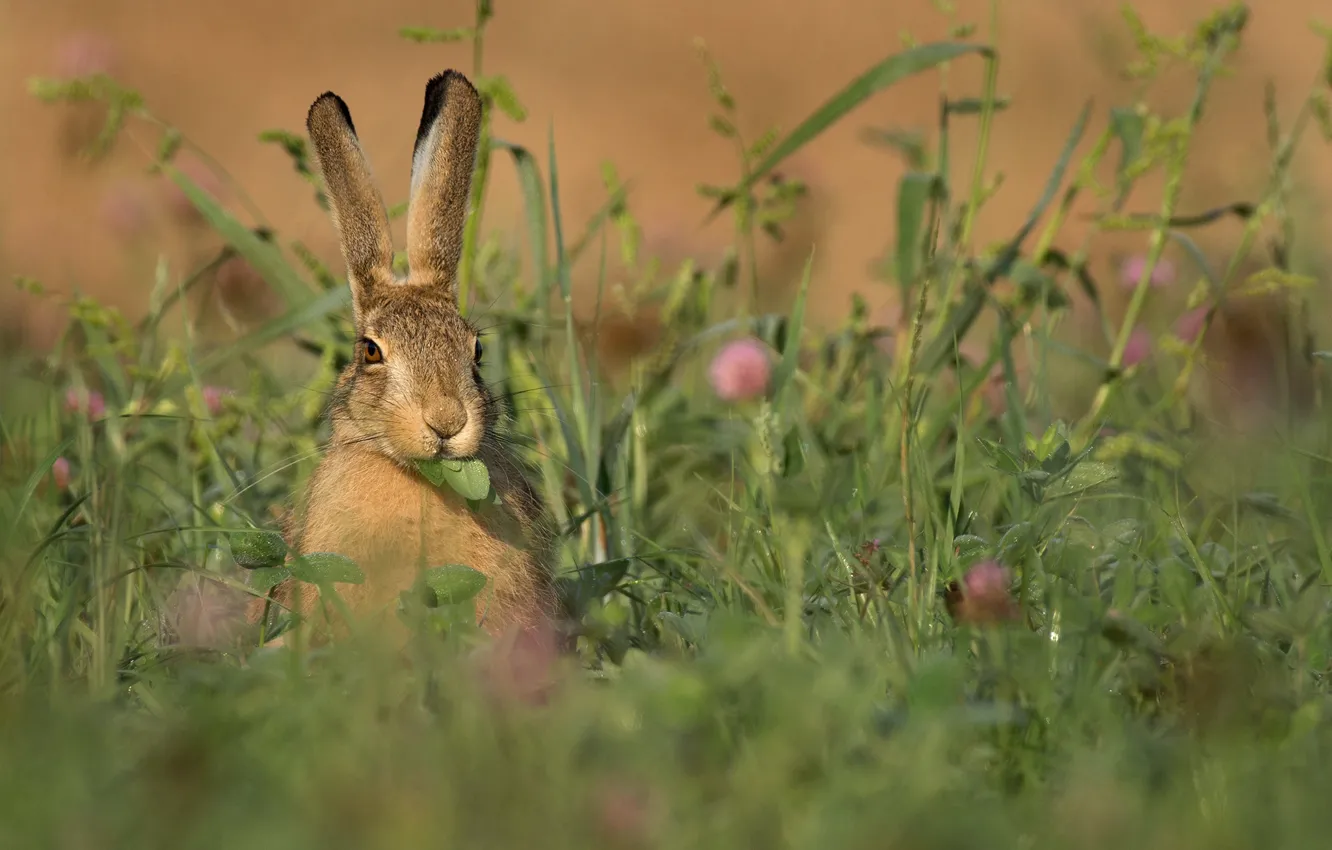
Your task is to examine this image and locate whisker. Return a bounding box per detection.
[487,432,582,478]
[487,382,574,397]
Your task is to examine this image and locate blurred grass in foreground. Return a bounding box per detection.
[4,2,1332,847]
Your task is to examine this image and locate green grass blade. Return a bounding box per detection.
[548,125,572,303]
[163,164,314,311]
[2,439,70,544]
[1109,105,1145,206]
[566,184,631,271]
[770,252,814,399]
[491,138,549,303]
[895,171,936,289]
[191,286,350,379]
[709,41,990,219]
[920,100,1092,373]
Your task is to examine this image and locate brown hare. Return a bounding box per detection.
[249,70,560,644]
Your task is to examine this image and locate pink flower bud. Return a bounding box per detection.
[1120,255,1175,289]
[708,338,773,402]
[964,560,1011,598]
[55,32,118,78]
[1174,306,1209,344]
[165,579,249,649]
[51,457,71,491]
[594,779,655,846]
[947,560,1020,626]
[99,180,151,241]
[477,620,564,707]
[201,386,230,416]
[1121,326,1152,368]
[64,389,106,419]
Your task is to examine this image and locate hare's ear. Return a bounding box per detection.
[406,70,482,295]
[306,92,395,307]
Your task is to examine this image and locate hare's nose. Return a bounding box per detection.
[425,398,467,440]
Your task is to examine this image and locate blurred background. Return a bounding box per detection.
[2,0,1329,361]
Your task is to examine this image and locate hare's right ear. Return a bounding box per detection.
[406,70,482,295]
[306,92,395,307]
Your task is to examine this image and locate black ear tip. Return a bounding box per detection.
[415,70,479,152]
[308,91,357,135]
[424,69,477,99]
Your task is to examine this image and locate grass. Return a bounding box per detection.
[5,2,1332,846]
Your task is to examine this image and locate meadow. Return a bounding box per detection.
[3,3,1332,847]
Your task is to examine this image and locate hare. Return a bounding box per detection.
[248,70,560,643]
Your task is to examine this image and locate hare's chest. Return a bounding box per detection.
[302,484,477,563]
[297,454,523,580]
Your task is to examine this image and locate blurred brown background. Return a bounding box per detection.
[2,0,1329,354]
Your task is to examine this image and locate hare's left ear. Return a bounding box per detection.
[306,91,396,309]
[406,70,482,295]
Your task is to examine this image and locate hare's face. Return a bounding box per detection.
[306,71,493,463]
[337,286,491,463]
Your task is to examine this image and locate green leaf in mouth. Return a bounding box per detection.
[415,457,492,503]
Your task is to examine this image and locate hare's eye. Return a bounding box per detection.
[473,337,484,363]
[362,339,383,364]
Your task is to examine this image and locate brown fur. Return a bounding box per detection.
[247,71,559,645]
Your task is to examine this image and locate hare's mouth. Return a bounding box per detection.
[377,411,482,462]
[371,431,457,464]
[420,428,481,462]
[429,442,462,461]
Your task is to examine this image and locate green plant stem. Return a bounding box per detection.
[1165,83,1319,411]
[457,2,492,314]
[925,0,1002,345]
[1077,24,1240,441]
[900,2,1002,640]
